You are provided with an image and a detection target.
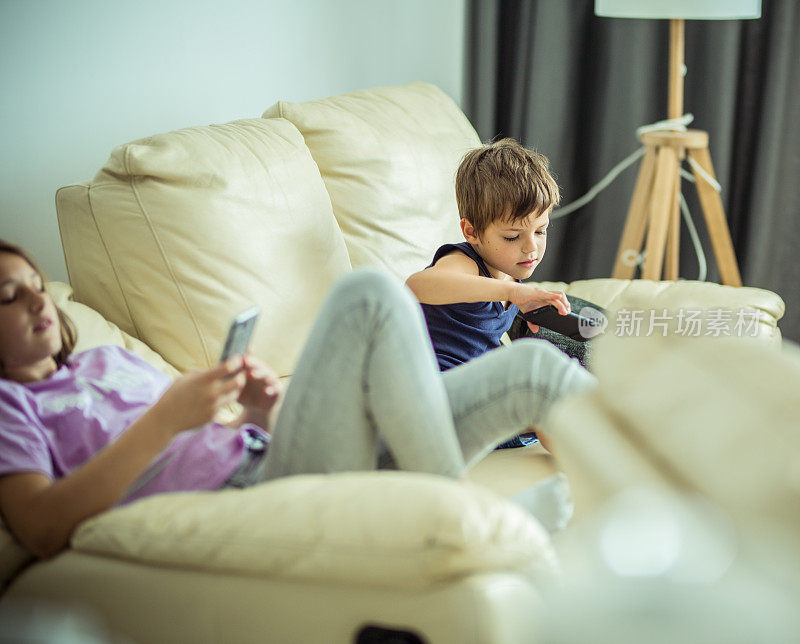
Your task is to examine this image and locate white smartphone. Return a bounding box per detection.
[219,306,260,363]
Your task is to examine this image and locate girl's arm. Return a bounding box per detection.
[0,359,246,559]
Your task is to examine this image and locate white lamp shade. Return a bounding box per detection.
[595,0,761,20]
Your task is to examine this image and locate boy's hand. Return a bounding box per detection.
[510,284,570,334]
[154,357,246,434]
[237,354,283,415]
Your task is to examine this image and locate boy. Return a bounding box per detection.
[406,138,570,373]
[406,139,587,523]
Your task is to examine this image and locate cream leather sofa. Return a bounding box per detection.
[0,83,787,643]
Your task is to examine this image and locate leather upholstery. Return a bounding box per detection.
[264,82,479,281]
[72,472,556,589]
[57,118,351,377]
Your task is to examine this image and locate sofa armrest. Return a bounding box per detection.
[533,278,785,346]
[71,472,555,590]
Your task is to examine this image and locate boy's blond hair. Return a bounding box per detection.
[455,138,560,236]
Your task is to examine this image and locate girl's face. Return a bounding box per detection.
[0,252,62,382]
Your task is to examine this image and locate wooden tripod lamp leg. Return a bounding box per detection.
[642,146,680,281]
[612,146,657,279]
[664,174,681,281]
[688,147,743,287]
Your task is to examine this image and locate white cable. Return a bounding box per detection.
[635,113,694,137]
[552,115,696,221]
[686,156,722,192]
[550,113,719,280]
[619,192,707,280]
[677,168,709,280]
[551,147,645,219]
[679,192,708,282]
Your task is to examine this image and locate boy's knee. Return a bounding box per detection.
[509,338,595,393]
[511,337,565,366]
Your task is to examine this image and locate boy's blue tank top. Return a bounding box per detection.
[421,242,520,371]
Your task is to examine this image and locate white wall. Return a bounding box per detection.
[0,0,466,282]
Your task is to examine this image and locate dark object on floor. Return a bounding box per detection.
[355,624,427,644]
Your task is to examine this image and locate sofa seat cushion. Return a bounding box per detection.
[56,118,351,376]
[264,82,481,281]
[72,472,556,590]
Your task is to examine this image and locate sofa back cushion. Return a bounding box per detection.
[57,118,351,376]
[264,82,481,281]
[49,282,180,378]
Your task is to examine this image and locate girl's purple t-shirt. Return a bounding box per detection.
[0,345,258,504]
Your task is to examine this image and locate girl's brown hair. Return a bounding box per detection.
[0,240,77,370]
[455,138,561,236]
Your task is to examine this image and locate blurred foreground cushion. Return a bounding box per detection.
[547,332,800,533]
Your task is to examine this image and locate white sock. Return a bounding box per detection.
[510,472,574,534]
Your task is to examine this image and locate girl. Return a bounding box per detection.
[0,240,595,559]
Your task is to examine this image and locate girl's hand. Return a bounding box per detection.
[154,357,246,434]
[238,354,283,415]
[510,284,570,334]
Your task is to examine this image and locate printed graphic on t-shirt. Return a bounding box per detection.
[38,367,157,417]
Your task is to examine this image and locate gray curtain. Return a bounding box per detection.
[465,0,800,342]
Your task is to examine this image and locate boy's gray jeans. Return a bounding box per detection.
[244,269,596,483]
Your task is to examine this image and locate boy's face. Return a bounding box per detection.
[461,209,550,281]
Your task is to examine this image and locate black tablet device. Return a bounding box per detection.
[519,305,601,342]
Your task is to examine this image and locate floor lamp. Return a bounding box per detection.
[595,0,761,287]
